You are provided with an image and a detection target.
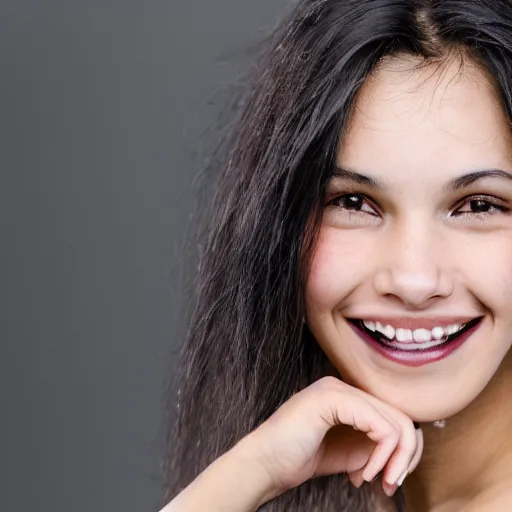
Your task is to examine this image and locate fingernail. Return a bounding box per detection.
[353,472,365,488]
[383,482,398,497]
[362,469,375,483]
[397,468,408,486]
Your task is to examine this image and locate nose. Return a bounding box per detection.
[372,225,454,308]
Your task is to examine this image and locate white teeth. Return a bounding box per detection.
[431,327,445,340]
[363,320,376,332]
[362,320,467,345]
[375,322,395,339]
[445,324,461,335]
[412,328,432,342]
[383,325,395,340]
[395,328,413,342]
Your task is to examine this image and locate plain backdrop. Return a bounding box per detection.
[2,1,292,511]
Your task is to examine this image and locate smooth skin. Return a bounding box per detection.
[165,53,512,511]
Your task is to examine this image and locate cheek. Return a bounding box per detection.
[460,234,512,315]
[306,228,365,313]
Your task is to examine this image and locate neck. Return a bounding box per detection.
[404,353,512,511]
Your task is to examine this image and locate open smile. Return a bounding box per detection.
[348,317,484,367]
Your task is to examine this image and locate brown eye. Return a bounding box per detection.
[329,194,379,216]
[336,194,363,209]
[454,196,509,216]
[469,199,495,213]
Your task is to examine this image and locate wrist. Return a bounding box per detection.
[166,435,280,512]
[230,434,282,508]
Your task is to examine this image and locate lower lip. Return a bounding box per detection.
[350,321,482,367]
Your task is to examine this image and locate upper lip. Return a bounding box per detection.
[350,316,483,330]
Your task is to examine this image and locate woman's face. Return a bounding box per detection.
[305,54,512,422]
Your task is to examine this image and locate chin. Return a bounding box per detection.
[354,373,491,424]
[314,313,512,424]
[378,392,469,423]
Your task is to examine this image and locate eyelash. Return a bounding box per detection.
[326,193,511,218]
[452,195,510,217]
[327,193,380,216]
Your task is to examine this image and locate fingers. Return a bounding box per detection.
[382,424,423,497]
[345,421,422,493]
[344,389,421,491]
[367,417,420,496]
[408,427,424,474]
[361,418,405,486]
[379,415,419,488]
[313,378,423,496]
[347,468,365,488]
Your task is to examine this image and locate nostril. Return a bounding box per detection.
[374,271,452,308]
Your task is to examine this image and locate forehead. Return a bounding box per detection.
[338,54,512,181]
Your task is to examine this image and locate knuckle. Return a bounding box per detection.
[401,420,418,444]
[398,431,418,457]
[376,422,398,443]
[389,414,416,442]
[315,375,342,389]
[312,376,346,399]
[387,425,401,443]
[394,410,414,426]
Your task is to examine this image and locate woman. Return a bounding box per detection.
[163,0,512,510]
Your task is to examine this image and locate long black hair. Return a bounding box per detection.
[164,1,512,510]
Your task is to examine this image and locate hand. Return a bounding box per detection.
[243,376,423,499]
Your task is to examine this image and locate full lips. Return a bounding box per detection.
[349,318,483,367]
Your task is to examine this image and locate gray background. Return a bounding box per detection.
[2,1,291,511]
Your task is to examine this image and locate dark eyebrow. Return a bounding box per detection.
[448,169,512,189]
[331,166,381,188]
[332,167,512,190]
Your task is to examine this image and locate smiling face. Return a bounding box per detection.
[305,53,512,422]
